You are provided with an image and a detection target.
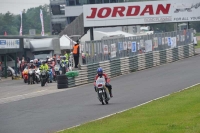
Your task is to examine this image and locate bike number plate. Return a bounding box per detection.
[99,90,102,93]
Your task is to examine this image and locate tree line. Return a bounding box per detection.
[0,4,50,35]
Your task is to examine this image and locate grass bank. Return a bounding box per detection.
[195,41,200,49]
[58,84,200,133]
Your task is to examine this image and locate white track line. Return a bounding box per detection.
[58,83,200,132]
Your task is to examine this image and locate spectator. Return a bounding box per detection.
[73,40,80,68]
[17,57,21,75]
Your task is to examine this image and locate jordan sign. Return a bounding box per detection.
[83,0,200,27]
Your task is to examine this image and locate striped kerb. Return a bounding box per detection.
[172,48,179,62]
[183,45,189,58]
[159,50,167,64]
[68,77,75,87]
[145,52,153,69]
[129,55,138,72]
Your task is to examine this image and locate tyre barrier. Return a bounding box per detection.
[57,74,68,89]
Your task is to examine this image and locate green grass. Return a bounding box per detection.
[195,33,200,36]
[195,41,200,49]
[57,85,200,133]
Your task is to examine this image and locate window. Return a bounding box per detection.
[76,0,88,5]
[103,0,109,3]
[67,17,76,23]
[110,0,117,3]
[69,0,75,6]
[95,0,103,3]
[89,0,95,4]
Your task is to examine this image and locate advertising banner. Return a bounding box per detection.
[171,37,177,48]
[123,41,127,50]
[131,42,137,52]
[128,41,132,49]
[111,43,116,58]
[168,37,172,46]
[40,9,45,36]
[145,40,153,52]
[19,11,22,36]
[83,0,200,27]
[153,37,158,48]
[0,39,20,49]
[118,42,123,51]
[103,45,108,54]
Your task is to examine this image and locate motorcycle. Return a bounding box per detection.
[40,69,47,87]
[60,61,67,74]
[35,68,41,84]
[22,68,28,83]
[28,69,35,85]
[54,64,60,81]
[95,77,110,105]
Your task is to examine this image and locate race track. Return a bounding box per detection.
[0,55,200,133]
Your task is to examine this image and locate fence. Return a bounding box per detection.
[68,43,194,88]
[81,29,194,65]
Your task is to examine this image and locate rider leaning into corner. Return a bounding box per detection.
[94,67,113,97]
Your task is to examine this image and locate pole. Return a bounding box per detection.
[4,54,7,78]
[15,53,17,76]
[90,27,94,41]
[187,22,190,29]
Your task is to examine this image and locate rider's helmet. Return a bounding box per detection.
[57,58,60,63]
[30,60,34,65]
[97,67,103,77]
[42,61,45,65]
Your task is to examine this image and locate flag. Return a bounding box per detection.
[40,9,45,36]
[4,31,7,36]
[19,11,22,36]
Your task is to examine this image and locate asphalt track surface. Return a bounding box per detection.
[1,55,200,133]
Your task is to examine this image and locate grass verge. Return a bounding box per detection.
[58,85,200,133]
[195,41,200,49]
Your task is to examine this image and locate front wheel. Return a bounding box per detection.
[41,80,45,87]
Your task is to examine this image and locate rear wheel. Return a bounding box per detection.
[101,101,105,105]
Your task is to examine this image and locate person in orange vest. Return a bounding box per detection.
[73,40,80,68]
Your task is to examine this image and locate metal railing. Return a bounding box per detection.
[81,29,194,65]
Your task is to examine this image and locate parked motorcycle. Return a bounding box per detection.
[40,69,47,87]
[35,68,41,84]
[28,69,35,85]
[95,77,110,105]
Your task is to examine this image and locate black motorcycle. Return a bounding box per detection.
[40,69,47,87]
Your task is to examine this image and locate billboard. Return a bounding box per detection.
[0,39,20,49]
[83,0,200,27]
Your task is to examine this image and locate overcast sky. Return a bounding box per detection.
[0,0,49,14]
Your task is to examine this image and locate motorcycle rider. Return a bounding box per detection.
[28,60,36,84]
[94,67,113,97]
[40,61,49,82]
[61,56,68,74]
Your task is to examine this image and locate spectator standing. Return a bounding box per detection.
[73,40,80,68]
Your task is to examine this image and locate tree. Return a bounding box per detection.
[0,4,50,35]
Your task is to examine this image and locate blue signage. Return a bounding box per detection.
[0,40,6,45]
[132,42,137,52]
